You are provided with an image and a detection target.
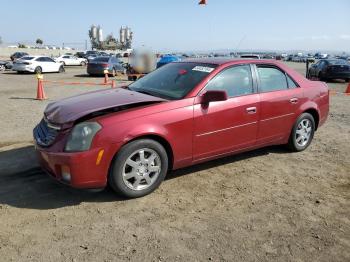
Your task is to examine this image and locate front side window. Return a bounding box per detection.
[205,65,253,97]
[286,75,297,88]
[46,57,55,62]
[257,66,288,92]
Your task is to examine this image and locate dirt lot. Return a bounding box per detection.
[0,63,349,262]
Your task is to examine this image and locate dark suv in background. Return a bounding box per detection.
[308,59,350,82]
[10,52,29,61]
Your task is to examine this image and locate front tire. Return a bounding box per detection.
[58,66,65,73]
[108,139,168,198]
[34,66,42,74]
[287,113,315,152]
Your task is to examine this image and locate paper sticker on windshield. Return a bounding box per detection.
[192,66,214,73]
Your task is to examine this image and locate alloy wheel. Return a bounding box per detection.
[122,148,161,191]
[295,119,312,147]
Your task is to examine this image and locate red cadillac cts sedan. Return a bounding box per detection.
[34,59,329,198]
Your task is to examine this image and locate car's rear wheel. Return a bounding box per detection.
[80,61,86,66]
[109,139,168,198]
[0,65,5,71]
[34,66,42,74]
[58,66,65,73]
[288,113,315,152]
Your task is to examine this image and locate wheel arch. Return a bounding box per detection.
[120,134,174,171]
[303,108,320,130]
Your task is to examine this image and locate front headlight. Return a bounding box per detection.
[65,122,101,152]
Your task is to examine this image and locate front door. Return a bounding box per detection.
[193,64,260,161]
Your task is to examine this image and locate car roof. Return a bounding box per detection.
[181,58,279,65]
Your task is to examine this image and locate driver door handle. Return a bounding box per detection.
[246,107,257,114]
[290,98,298,104]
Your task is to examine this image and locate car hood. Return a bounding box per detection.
[44,88,166,125]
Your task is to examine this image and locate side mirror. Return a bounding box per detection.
[201,90,228,104]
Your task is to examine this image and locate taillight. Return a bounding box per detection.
[101,63,108,68]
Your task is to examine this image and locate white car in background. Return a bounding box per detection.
[12,56,64,74]
[55,55,87,66]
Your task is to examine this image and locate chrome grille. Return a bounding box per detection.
[33,119,59,147]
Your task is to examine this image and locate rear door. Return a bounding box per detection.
[254,64,302,145]
[193,64,260,161]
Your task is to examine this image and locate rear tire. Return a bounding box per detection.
[0,65,5,71]
[108,139,168,198]
[80,61,86,66]
[34,67,42,74]
[287,113,315,152]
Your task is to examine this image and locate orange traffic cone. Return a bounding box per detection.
[345,82,350,95]
[111,80,116,88]
[104,69,109,85]
[36,75,46,100]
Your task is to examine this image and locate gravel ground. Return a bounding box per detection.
[0,62,349,262]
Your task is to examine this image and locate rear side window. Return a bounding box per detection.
[257,66,288,92]
[205,65,253,97]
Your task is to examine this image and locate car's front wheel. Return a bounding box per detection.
[34,66,42,74]
[288,113,315,152]
[58,66,65,73]
[109,139,168,198]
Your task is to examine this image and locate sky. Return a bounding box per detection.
[1,0,350,52]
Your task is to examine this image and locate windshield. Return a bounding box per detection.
[128,62,217,100]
